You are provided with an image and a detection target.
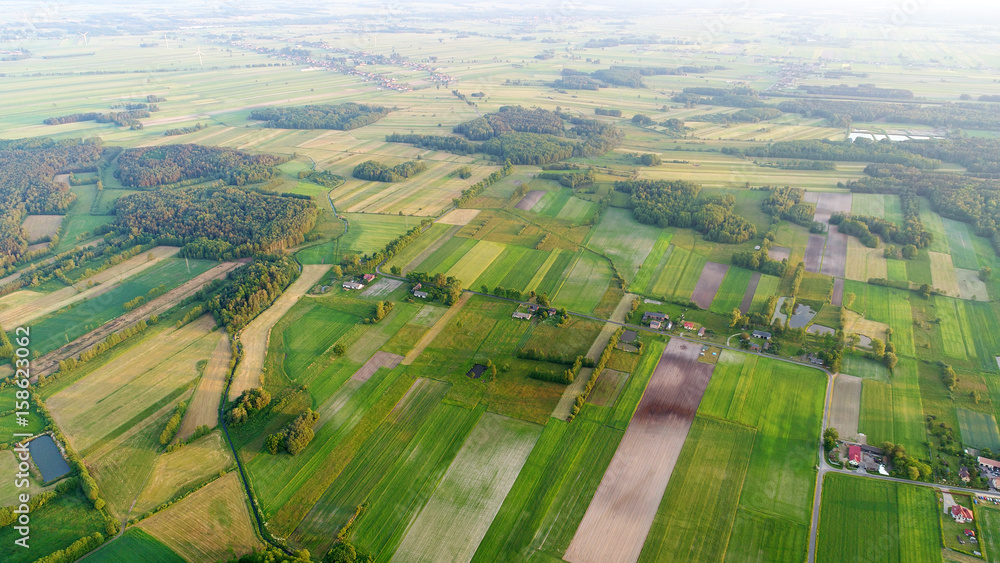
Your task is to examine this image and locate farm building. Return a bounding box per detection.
[343,281,365,290]
[414,290,429,299]
[848,445,861,467]
[951,505,974,523]
[363,273,376,282]
[512,312,533,320]
[650,320,662,330]
[697,327,705,337]
[752,330,772,340]
[960,467,971,482]
[683,321,695,330]
[621,330,638,344]
[642,311,668,324]
[979,457,1000,471]
[749,342,761,352]
[528,304,539,314]
[412,283,422,291]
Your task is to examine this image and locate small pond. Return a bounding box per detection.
[29,434,71,483]
[788,303,818,329]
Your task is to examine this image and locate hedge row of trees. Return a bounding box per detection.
[454,161,514,206]
[352,159,427,182]
[43,109,149,126]
[207,256,300,333]
[56,318,153,375]
[778,98,1000,131]
[615,179,756,243]
[701,107,783,124]
[384,133,477,154]
[226,387,272,425]
[570,327,622,421]
[159,401,187,445]
[266,409,320,455]
[115,144,287,188]
[731,236,787,276]
[798,84,914,99]
[595,107,622,116]
[250,103,391,130]
[724,139,939,169]
[112,187,316,257]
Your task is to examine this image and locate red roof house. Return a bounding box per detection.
[683,321,695,330]
[848,445,861,466]
[363,273,376,282]
[951,505,974,523]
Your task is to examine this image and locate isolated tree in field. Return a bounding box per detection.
[730,307,744,328]
[883,351,898,370]
[333,343,346,356]
[823,427,839,451]
[331,265,343,278]
[901,244,917,259]
[981,266,993,282]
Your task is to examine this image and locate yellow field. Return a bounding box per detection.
[437,208,481,225]
[141,472,262,562]
[230,264,330,400]
[20,215,64,241]
[0,245,180,328]
[177,332,230,441]
[928,251,961,297]
[843,310,890,342]
[445,240,505,288]
[46,315,218,452]
[845,237,888,282]
[133,431,235,515]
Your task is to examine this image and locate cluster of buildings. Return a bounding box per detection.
[342,273,376,290]
[512,303,559,320]
[641,311,671,330]
[411,283,429,299]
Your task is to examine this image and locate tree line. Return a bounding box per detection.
[206,256,300,333]
[43,109,151,127]
[798,84,914,99]
[724,139,939,169]
[778,98,1000,131]
[265,409,320,455]
[250,103,391,130]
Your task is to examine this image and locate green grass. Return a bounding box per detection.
[886,259,907,283]
[649,245,708,300]
[532,249,575,297]
[842,355,890,382]
[858,359,927,454]
[290,378,451,554]
[497,249,551,291]
[750,274,780,314]
[337,213,417,259]
[552,251,612,314]
[845,282,915,356]
[860,380,895,446]
[709,266,753,315]
[631,230,674,294]
[446,240,506,289]
[639,416,755,563]
[0,488,106,563]
[957,408,1000,451]
[585,207,663,286]
[942,217,980,271]
[725,507,810,563]
[936,296,972,361]
[84,528,185,562]
[963,300,1000,371]
[412,236,476,275]
[473,245,528,290]
[978,507,1000,563]
[28,257,216,356]
[816,473,940,563]
[383,222,453,271]
[531,188,572,217]
[282,304,359,377]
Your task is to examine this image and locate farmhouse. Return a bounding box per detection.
[512,312,533,320]
[413,290,429,299]
[683,321,695,330]
[343,281,365,290]
[960,467,971,482]
[951,505,974,523]
[848,445,861,467]
[650,320,662,329]
[363,273,376,283]
[749,342,761,352]
[697,327,705,337]
[752,330,772,340]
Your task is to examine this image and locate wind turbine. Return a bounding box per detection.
[163,32,169,48]
[79,31,88,45]
[194,46,203,66]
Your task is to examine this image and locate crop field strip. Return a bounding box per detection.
[815,474,940,563]
[957,408,1000,451]
[709,266,753,315]
[84,528,184,562]
[229,264,330,400]
[585,207,662,286]
[132,431,234,516]
[691,261,730,310]
[829,375,863,440]
[803,234,826,274]
[565,339,715,563]
[176,333,231,440]
[942,216,980,271]
[631,231,674,295]
[553,251,613,314]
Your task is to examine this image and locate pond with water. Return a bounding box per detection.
[29,434,71,483]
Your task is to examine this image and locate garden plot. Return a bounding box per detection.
[928,251,961,297]
[391,413,541,563]
[803,234,826,274]
[438,208,481,225]
[832,278,844,306]
[690,262,729,309]
[829,375,862,441]
[362,278,403,298]
[351,351,404,383]
[739,272,762,313]
[768,245,791,262]
[565,338,715,563]
[514,190,546,211]
[820,225,848,278]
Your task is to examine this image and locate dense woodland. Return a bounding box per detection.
[556,65,717,89]
[207,255,300,333]
[352,159,427,182]
[112,186,316,258]
[725,139,939,169]
[250,103,391,130]
[761,186,815,226]
[43,109,151,127]
[778,98,1000,130]
[615,179,756,243]
[384,133,476,154]
[798,84,914,99]
[0,138,104,266]
[116,144,287,188]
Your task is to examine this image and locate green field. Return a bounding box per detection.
[84,528,185,562]
[750,274,781,314]
[962,300,1000,371]
[709,266,753,315]
[0,489,106,563]
[979,507,1000,563]
[858,358,927,454]
[282,304,360,377]
[942,217,980,271]
[842,355,890,382]
[957,408,1000,451]
[648,246,708,300]
[936,296,973,360]
[446,239,506,288]
[586,207,663,285]
[552,251,613,314]
[631,230,674,294]
[816,473,940,563]
[639,416,755,563]
[844,282,915,356]
[412,236,477,275]
[336,213,417,259]
[383,222,454,272]
[28,257,216,355]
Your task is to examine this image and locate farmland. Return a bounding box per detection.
[6,7,1000,563]
[815,474,940,563]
